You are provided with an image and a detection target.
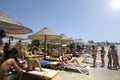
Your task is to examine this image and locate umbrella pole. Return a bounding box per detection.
[44,35,47,59]
[8,37,11,46]
[61,40,62,55]
[44,35,47,51]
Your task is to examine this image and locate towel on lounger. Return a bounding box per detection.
[40,60,53,66]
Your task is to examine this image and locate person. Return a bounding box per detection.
[59,53,86,67]
[3,43,10,59]
[107,47,112,69]
[0,29,6,45]
[25,46,44,71]
[110,45,119,70]
[15,40,24,60]
[90,45,97,67]
[0,48,23,80]
[100,46,106,67]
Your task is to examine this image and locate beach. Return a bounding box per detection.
[53,55,120,80]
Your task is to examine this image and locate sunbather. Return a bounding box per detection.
[0,48,23,80]
[59,53,86,67]
[59,53,89,75]
[25,46,44,71]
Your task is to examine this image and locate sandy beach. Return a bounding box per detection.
[53,55,120,80]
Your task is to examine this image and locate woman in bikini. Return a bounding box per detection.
[90,45,97,67]
[100,46,106,67]
[25,46,44,71]
[107,47,112,69]
[110,45,119,70]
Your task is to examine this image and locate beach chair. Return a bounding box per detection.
[40,60,60,69]
[58,56,89,75]
[45,56,59,61]
[15,68,59,80]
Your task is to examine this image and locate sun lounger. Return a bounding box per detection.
[47,52,60,58]
[24,68,59,80]
[40,60,60,69]
[46,56,59,61]
[58,62,89,75]
[58,56,89,75]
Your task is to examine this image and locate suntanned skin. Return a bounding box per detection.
[111,49,119,70]
[26,58,43,71]
[90,46,97,67]
[25,48,44,71]
[60,53,87,67]
[107,48,112,69]
[0,58,23,80]
[100,47,105,67]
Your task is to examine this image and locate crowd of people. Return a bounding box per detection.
[0,35,45,80]
[0,43,45,80]
[0,29,120,80]
[67,43,120,69]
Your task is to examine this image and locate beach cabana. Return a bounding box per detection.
[0,10,32,34]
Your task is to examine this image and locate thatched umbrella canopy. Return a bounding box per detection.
[0,10,32,34]
[7,34,25,40]
[28,27,61,51]
[73,39,83,44]
[60,33,73,44]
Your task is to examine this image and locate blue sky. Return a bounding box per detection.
[0,0,120,42]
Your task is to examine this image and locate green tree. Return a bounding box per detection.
[31,40,40,47]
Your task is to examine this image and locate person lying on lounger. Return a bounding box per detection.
[59,53,87,67]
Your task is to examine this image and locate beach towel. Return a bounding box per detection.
[40,60,60,69]
[40,60,53,66]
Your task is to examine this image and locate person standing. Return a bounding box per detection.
[100,46,106,67]
[110,45,119,70]
[107,47,112,69]
[90,45,97,67]
[3,43,10,59]
[15,40,24,60]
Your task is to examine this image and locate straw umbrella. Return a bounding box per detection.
[73,39,85,44]
[5,34,25,46]
[28,27,61,51]
[0,10,32,34]
[57,33,73,54]
[52,33,73,44]
[7,34,25,40]
[60,33,73,44]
